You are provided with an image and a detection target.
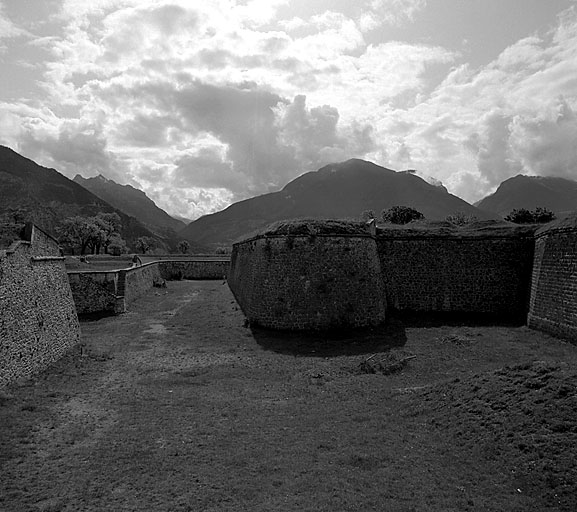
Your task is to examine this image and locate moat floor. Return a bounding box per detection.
[1,281,577,512]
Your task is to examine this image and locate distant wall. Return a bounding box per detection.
[159,260,229,280]
[67,271,121,315]
[376,231,535,319]
[529,219,577,340]
[68,259,230,315]
[229,234,386,330]
[1,225,80,387]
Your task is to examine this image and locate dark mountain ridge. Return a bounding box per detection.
[476,175,577,217]
[0,145,156,248]
[73,174,185,234]
[180,158,495,248]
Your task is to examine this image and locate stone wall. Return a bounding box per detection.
[68,259,230,315]
[67,271,121,315]
[376,230,535,319]
[1,224,80,387]
[528,215,577,340]
[229,223,538,331]
[159,260,229,280]
[122,263,163,306]
[229,234,386,330]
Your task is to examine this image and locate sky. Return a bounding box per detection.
[1,0,577,220]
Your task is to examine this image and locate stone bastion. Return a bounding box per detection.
[228,220,387,330]
[529,212,577,340]
[229,219,539,331]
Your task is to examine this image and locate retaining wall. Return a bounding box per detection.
[1,225,80,387]
[67,271,121,315]
[528,216,577,340]
[68,259,229,315]
[229,234,386,330]
[376,231,535,319]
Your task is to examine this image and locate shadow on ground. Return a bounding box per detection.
[251,319,407,357]
[392,310,528,328]
[251,311,528,357]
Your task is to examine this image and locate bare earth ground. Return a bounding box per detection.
[1,281,577,512]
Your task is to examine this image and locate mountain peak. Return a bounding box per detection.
[477,175,577,217]
[182,158,492,248]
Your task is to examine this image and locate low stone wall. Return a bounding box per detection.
[229,234,386,330]
[68,271,122,315]
[68,259,230,315]
[376,230,535,319]
[528,215,577,341]
[159,260,229,280]
[1,225,80,387]
[121,263,163,307]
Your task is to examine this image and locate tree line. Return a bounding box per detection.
[361,206,556,225]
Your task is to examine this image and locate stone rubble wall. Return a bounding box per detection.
[67,271,120,315]
[528,222,577,341]
[376,233,535,319]
[229,234,386,330]
[230,229,537,330]
[1,225,80,387]
[68,259,230,315]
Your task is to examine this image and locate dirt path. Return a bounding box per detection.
[1,281,577,511]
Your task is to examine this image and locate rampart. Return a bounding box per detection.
[1,224,80,387]
[68,259,229,315]
[528,214,577,340]
[229,220,540,331]
[376,226,535,320]
[229,224,386,330]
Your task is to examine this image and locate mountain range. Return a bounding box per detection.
[2,145,576,251]
[476,175,577,217]
[180,159,496,248]
[73,174,185,235]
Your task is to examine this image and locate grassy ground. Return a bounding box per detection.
[1,281,576,512]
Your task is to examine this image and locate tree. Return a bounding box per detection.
[360,210,376,222]
[177,240,190,254]
[532,207,556,224]
[108,233,128,256]
[381,206,424,224]
[58,213,123,255]
[58,216,100,255]
[135,236,154,254]
[505,207,556,224]
[445,211,478,226]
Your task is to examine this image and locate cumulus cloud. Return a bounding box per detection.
[510,97,577,179]
[2,0,577,217]
[360,0,427,31]
[0,3,31,51]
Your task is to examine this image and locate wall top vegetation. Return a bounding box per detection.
[535,212,577,238]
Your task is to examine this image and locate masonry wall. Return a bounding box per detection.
[0,225,80,387]
[67,272,120,315]
[528,220,577,341]
[376,232,535,319]
[229,235,386,330]
[68,259,230,315]
[159,260,229,280]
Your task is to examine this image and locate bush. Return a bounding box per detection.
[505,207,556,224]
[445,211,478,226]
[381,206,425,225]
[360,210,376,222]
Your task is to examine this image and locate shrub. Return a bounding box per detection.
[505,207,556,224]
[445,211,478,226]
[381,206,425,225]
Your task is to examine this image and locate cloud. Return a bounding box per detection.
[365,6,577,202]
[360,0,427,31]
[510,97,577,179]
[0,3,31,51]
[3,0,577,218]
